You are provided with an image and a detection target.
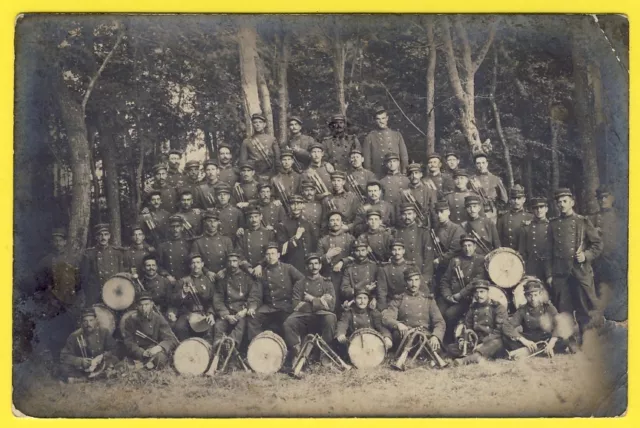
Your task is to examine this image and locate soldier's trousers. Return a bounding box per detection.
[130,350,170,369]
[437,299,471,343]
[213,318,248,347]
[503,333,567,353]
[473,334,504,358]
[246,310,290,342]
[174,314,213,341]
[552,271,599,332]
[282,313,337,348]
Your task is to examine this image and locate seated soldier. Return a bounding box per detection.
[336,287,393,352]
[340,239,379,307]
[121,292,179,370]
[59,307,118,383]
[139,254,173,315]
[283,254,337,357]
[504,279,572,358]
[213,252,261,348]
[451,279,516,366]
[381,268,446,353]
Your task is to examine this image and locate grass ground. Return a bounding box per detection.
[12,321,627,418]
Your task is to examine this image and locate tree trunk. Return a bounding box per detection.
[256,55,275,137]
[238,23,261,135]
[524,150,533,199]
[277,32,290,144]
[425,18,437,154]
[101,135,122,246]
[572,18,600,213]
[135,137,144,215]
[489,47,514,188]
[333,26,347,116]
[55,78,92,253]
[591,61,608,184]
[550,105,562,191]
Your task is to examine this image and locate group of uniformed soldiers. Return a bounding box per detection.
[31,108,623,381]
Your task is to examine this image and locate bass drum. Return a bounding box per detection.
[485,247,525,289]
[512,277,550,309]
[247,331,287,374]
[102,273,137,311]
[93,304,116,335]
[173,337,214,376]
[348,328,386,369]
[118,309,138,337]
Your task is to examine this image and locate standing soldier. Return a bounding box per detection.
[214,183,245,240]
[443,151,461,188]
[166,148,185,189]
[121,292,178,370]
[79,224,126,305]
[255,182,287,229]
[345,147,376,195]
[549,188,603,338]
[340,240,379,308]
[285,116,314,170]
[271,148,302,198]
[497,185,533,250]
[283,254,338,357]
[518,197,552,286]
[191,211,234,275]
[213,252,261,348]
[323,113,361,171]
[139,254,173,314]
[422,154,454,198]
[445,169,475,225]
[145,163,177,213]
[124,225,154,276]
[470,153,508,221]
[141,190,170,246]
[359,210,394,263]
[322,171,361,231]
[379,152,410,208]
[393,204,435,283]
[234,162,260,207]
[302,142,334,195]
[240,113,280,177]
[237,206,277,271]
[362,107,409,178]
[376,239,420,311]
[217,143,240,186]
[299,180,325,226]
[182,160,203,207]
[276,194,319,273]
[246,243,305,342]
[174,189,203,237]
[461,195,501,256]
[194,159,220,209]
[353,181,395,236]
[432,200,465,280]
[406,162,438,225]
[157,216,192,283]
[318,211,356,301]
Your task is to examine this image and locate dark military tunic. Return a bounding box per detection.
[345,167,376,194]
[322,191,361,225]
[324,134,361,171]
[122,311,178,360]
[141,274,173,312]
[407,181,438,222]
[80,245,126,305]
[290,274,336,315]
[362,128,408,178]
[182,177,204,208]
[166,168,185,190]
[434,220,465,267]
[318,231,355,270]
[445,190,474,225]
[174,273,215,315]
[276,216,318,273]
[393,224,435,280]
[194,180,219,209]
[234,180,259,205]
[190,233,234,273]
[218,164,239,186]
[497,208,533,250]
[423,172,454,198]
[174,208,203,237]
[145,183,177,213]
[301,199,324,226]
[141,208,170,245]
[341,259,379,302]
[439,255,487,302]
[461,217,501,256]
[240,133,280,176]
[380,173,410,207]
[34,251,80,306]
[508,301,559,342]
[382,291,446,342]
[259,262,305,313]
[590,208,626,285]
[60,327,117,376]
[302,163,333,194]
[157,238,191,280]
[216,204,245,239]
[353,200,395,236]
[271,170,302,198]
[286,133,316,169]
[257,200,287,229]
[213,269,261,317]
[359,227,394,263]
[336,307,391,339]
[124,243,154,275]
[470,172,508,206]
[518,218,552,281]
[462,299,514,357]
[238,226,277,267]
[376,260,422,310]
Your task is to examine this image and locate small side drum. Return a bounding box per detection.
[485,247,525,289]
[173,337,214,376]
[188,312,212,333]
[93,304,116,335]
[347,328,386,369]
[487,286,509,309]
[118,309,138,337]
[102,273,136,311]
[512,277,550,309]
[247,331,287,374]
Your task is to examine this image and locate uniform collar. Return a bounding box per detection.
[533,217,549,224]
[391,258,406,266]
[352,306,368,314]
[406,289,421,297]
[511,207,524,214]
[131,243,145,250]
[265,261,280,270]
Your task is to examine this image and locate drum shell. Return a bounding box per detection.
[247,331,287,374]
[92,304,116,335]
[347,328,386,369]
[102,273,137,311]
[118,309,138,337]
[173,337,214,375]
[487,286,509,309]
[188,312,212,333]
[485,247,525,289]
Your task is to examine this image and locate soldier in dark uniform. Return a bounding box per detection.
[299,180,324,226]
[174,189,203,237]
[451,279,515,365]
[302,142,334,195]
[376,239,421,310]
[352,180,395,236]
[438,235,487,339]
[345,147,376,195]
[214,183,245,240]
[239,113,280,177]
[379,152,410,208]
[234,161,260,208]
[124,225,154,275]
[497,185,533,250]
[213,252,261,348]
[140,189,171,246]
[336,288,393,351]
[140,254,173,314]
[283,254,338,355]
[145,163,177,213]
[322,171,361,231]
[276,194,318,274]
[445,169,475,224]
[166,148,185,189]
[406,162,437,225]
[549,188,603,337]
[340,240,379,308]
[381,268,446,352]
[59,307,118,382]
[171,253,216,341]
[518,197,552,285]
[393,204,435,282]
[422,154,454,198]
[217,143,240,186]
[246,243,305,342]
[362,107,408,178]
[190,211,234,275]
[121,292,178,369]
[359,209,394,263]
[318,211,356,300]
[444,151,461,185]
[194,159,220,209]
[323,113,361,172]
[79,224,126,305]
[157,216,192,283]
[271,148,302,197]
[461,195,501,256]
[285,116,314,170]
[470,153,508,221]
[432,200,465,279]
[255,182,287,229]
[237,205,276,270]
[182,160,203,207]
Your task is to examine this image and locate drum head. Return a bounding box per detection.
[247,332,287,374]
[348,329,386,369]
[188,312,211,333]
[173,338,213,375]
[102,275,136,311]
[118,310,138,337]
[485,248,525,289]
[487,286,509,309]
[93,304,116,335]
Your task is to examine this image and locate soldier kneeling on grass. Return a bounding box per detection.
[59,307,118,383]
[121,292,179,370]
[336,287,393,353]
[451,279,515,366]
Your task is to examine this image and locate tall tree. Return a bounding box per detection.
[256,55,275,136]
[332,24,347,115]
[425,18,437,153]
[489,47,514,187]
[276,30,290,144]
[238,22,261,134]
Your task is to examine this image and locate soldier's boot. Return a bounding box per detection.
[453,352,482,366]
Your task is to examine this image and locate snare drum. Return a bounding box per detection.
[102,273,137,311]
[487,286,509,309]
[512,277,550,309]
[247,331,287,374]
[173,337,214,375]
[188,312,212,333]
[93,304,116,335]
[347,328,386,369]
[118,309,138,337]
[485,247,525,289]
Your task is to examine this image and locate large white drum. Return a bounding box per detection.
[247,331,287,374]
[348,328,386,369]
[102,273,136,311]
[173,337,214,376]
[485,247,525,289]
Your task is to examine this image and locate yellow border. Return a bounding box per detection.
[1,0,635,426]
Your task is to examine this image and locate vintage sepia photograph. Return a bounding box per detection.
[12,14,628,417]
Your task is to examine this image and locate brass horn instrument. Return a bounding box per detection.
[506,340,551,361]
[290,334,351,379]
[206,335,250,376]
[401,190,427,225]
[454,324,478,357]
[252,138,274,169]
[391,327,448,370]
[346,174,366,204]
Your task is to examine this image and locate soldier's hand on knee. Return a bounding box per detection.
[337,334,348,344]
[81,358,92,369]
[397,323,409,336]
[428,336,440,351]
[384,337,393,350]
[519,337,537,353]
[247,307,256,317]
[205,314,215,325]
